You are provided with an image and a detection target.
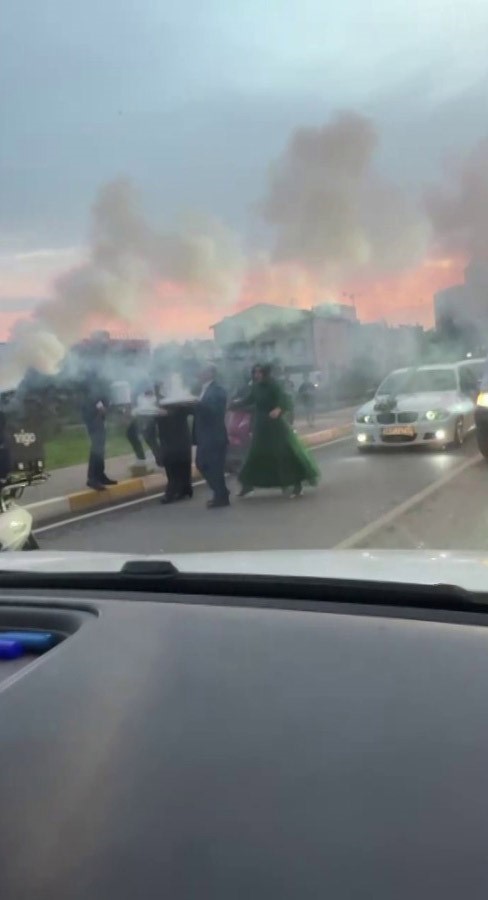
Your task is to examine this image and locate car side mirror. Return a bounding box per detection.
[365,387,376,399]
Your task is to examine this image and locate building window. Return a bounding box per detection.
[260,341,276,361]
[229,342,249,361]
[288,338,305,358]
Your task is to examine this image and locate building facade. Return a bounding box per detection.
[435,263,488,341]
[212,302,425,398]
[212,303,358,386]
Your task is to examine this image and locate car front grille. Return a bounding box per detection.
[375,411,418,424]
[376,413,396,424]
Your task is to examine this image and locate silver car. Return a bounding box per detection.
[354,362,480,451]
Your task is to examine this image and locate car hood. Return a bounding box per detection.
[359,391,459,415]
[1,549,488,593]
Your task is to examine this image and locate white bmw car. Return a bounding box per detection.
[354,362,482,451]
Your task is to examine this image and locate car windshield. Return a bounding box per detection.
[377,369,457,395]
[2,0,488,567]
[480,363,488,390]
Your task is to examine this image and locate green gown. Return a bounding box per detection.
[238,379,320,489]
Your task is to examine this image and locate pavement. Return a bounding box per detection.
[36,427,481,554]
[24,408,355,525]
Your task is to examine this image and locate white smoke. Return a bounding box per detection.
[5,112,488,395]
[0,321,65,390]
[1,179,243,390]
[260,111,429,280]
[161,215,244,303]
[425,139,488,261]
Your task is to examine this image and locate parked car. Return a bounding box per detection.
[458,357,485,387]
[354,362,479,451]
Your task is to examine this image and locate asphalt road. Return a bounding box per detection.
[353,450,488,551]
[37,435,480,554]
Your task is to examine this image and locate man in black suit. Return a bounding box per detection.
[80,370,117,491]
[194,365,230,508]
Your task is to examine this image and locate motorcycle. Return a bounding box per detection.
[0,409,47,551]
[0,473,45,551]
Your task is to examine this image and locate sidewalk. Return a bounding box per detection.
[24,406,355,524]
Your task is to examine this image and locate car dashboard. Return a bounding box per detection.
[1,580,488,899]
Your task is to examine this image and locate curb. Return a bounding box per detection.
[27,422,352,526]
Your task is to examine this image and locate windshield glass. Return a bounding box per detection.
[480,362,488,390]
[377,369,457,395]
[2,0,488,564]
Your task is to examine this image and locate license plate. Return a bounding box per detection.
[382,425,415,437]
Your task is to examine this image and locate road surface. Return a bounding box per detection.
[37,435,482,554]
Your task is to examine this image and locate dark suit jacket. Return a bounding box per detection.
[157,404,193,464]
[80,375,110,431]
[193,382,228,451]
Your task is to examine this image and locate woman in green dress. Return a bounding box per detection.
[236,364,320,497]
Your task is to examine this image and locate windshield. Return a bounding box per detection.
[377,369,457,395]
[2,0,488,565]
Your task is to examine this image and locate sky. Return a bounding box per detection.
[1,0,488,339]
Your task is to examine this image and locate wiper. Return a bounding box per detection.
[0,559,181,592]
[120,560,179,577]
[0,567,486,616]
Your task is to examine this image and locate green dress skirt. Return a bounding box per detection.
[238,380,320,489]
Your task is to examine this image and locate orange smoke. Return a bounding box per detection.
[350,256,466,326]
[149,281,223,339]
[63,255,468,339]
[0,311,30,340]
[239,263,325,312]
[237,256,466,328]
[0,255,467,343]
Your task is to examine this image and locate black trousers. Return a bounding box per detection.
[196,443,229,502]
[86,421,106,483]
[126,418,161,462]
[164,456,192,499]
[126,419,145,460]
[143,420,160,461]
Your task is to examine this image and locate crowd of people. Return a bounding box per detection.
[81,364,320,509]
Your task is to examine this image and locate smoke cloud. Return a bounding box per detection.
[89,180,243,301]
[425,139,488,262]
[260,111,429,281]
[1,179,243,389]
[0,321,65,390]
[4,110,488,392]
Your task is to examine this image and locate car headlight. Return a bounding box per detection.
[356,413,373,424]
[477,392,488,408]
[423,409,449,421]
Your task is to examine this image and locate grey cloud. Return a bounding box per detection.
[0,297,41,313]
[2,0,488,254]
[260,111,428,278]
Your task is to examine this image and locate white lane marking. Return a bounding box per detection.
[35,437,353,534]
[26,496,68,509]
[335,452,481,549]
